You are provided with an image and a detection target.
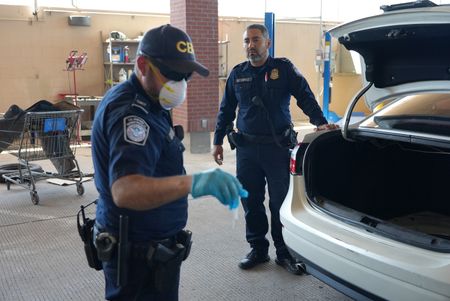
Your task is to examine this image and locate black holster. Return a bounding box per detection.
[147,243,185,293]
[177,229,192,261]
[82,219,103,270]
[281,125,298,149]
[227,131,237,150]
[145,230,193,293]
[227,130,245,150]
[226,123,244,150]
[77,201,102,271]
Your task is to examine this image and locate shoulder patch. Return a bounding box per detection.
[123,115,149,146]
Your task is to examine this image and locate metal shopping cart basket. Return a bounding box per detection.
[2,109,85,204]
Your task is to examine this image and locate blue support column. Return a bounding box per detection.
[322,31,331,121]
[265,12,275,57]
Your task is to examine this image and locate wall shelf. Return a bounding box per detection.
[101,31,140,92]
[103,62,135,66]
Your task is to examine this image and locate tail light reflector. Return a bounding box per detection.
[290,142,308,175]
[290,143,300,175]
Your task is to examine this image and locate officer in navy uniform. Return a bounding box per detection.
[92,24,247,301]
[212,24,337,275]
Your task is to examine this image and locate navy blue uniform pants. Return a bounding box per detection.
[102,254,180,301]
[236,143,291,259]
[93,224,181,301]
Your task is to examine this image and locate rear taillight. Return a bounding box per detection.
[290,142,308,175]
[290,143,300,175]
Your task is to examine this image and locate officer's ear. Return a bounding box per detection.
[136,56,150,76]
[266,38,272,50]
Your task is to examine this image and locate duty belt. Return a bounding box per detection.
[241,132,283,144]
[132,237,177,260]
[94,223,177,260]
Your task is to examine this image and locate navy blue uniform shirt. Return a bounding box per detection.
[92,73,187,241]
[214,56,327,145]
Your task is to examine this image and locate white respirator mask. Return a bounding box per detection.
[147,60,187,110]
[158,79,187,110]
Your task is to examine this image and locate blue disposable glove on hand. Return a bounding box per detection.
[191,168,248,209]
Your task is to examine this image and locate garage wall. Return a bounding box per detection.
[330,74,369,116]
[0,5,168,113]
[218,19,368,122]
[0,5,366,121]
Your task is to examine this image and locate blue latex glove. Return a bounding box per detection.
[191,168,248,209]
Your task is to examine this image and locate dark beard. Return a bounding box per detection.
[248,53,263,64]
[248,51,268,65]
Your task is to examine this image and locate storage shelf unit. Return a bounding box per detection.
[102,32,140,92]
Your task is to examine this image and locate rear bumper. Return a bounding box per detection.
[284,232,383,301]
[282,223,450,301]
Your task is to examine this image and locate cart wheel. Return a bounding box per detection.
[30,191,39,205]
[76,183,85,196]
[6,181,10,190]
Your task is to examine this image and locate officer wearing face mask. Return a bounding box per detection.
[91,24,247,301]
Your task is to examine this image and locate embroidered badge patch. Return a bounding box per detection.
[270,68,279,80]
[123,115,149,146]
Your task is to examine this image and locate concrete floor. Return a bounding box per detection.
[0,132,352,301]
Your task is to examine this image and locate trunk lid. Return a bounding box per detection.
[329,4,450,110]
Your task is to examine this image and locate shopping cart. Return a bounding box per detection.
[1,109,85,205]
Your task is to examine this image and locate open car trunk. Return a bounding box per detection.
[304,131,450,252]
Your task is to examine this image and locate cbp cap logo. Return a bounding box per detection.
[176,41,194,54]
[123,115,149,146]
[138,24,209,77]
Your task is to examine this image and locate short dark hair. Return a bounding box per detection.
[246,24,269,39]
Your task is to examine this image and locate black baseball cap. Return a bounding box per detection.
[138,24,209,77]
